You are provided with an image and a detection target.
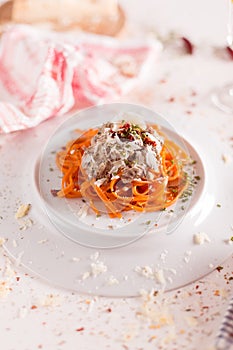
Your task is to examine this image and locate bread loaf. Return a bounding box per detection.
[12,0,119,24]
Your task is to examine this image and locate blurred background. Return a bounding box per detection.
[0,0,228,44]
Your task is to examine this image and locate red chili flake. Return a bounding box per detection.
[51,189,59,197]
[181,37,194,54]
[196,291,202,295]
[185,110,192,115]
[191,90,197,97]
[202,306,209,310]
[168,97,175,103]
[158,78,167,84]
[148,336,157,343]
[147,140,157,147]
[214,290,220,296]
[38,345,43,349]
[195,285,199,290]
[128,134,134,141]
[31,305,37,310]
[144,137,156,147]
[76,327,84,332]
[111,131,116,138]
[216,266,223,272]
[16,277,20,282]
[226,46,233,60]
[106,308,112,313]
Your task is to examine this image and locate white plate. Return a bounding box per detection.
[0,103,232,297]
[38,104,203,248]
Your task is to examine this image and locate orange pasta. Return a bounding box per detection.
[54,122,189,218]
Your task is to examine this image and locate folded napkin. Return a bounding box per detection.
[0,25,161,133]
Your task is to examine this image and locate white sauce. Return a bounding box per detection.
[81,121,164,184]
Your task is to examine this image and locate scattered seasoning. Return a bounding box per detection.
[216,266,223,272]
[181,37,194,54]
[191,90,197,97]
[194,175,201,181]
[158,78,167,84]
[16,277,20,282]
[226,46,233,60]
[231,236,233,241]
[148,335,157,343]
[76,327,84,332]
[168,97,175,103]
[49,167,54,172]
[216,203,221,208]
[145,220,151,225]
[106,308,112,313]
[31,305,37,310]
[50,189,59,197]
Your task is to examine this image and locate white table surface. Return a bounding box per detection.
[0,0,233,349]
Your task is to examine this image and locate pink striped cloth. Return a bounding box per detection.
[0,25,161,133]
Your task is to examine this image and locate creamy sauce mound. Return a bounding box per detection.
[81,121,164,184]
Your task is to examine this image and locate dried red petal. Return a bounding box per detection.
[181,37,194,55]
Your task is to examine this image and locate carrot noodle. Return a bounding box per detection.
[55,124,189,218]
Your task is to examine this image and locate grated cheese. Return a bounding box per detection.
[193,232,211,245]
[107,276,119,286]
[91,261,107,277]
[15,204,31,219]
